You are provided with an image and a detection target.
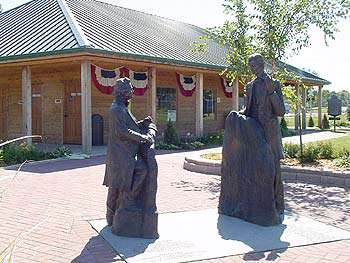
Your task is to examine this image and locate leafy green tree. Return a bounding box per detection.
[322,89,331,107]
[322,114,330,129]
[347,106,350,121]
[337,90,350,107]
[308,115,315,127]
[200,0,349,156]
[280,117,289,137]
[164,120,180,146]
[249,0,349,65]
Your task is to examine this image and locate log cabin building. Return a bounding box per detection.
[0,0,330,154]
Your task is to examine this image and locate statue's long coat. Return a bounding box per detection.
[103,100,145,191]
[219,112,279,226]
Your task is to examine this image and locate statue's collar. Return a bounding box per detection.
[114,97,128,107]
[256,72,268,81]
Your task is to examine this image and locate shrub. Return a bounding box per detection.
[198,130,224,145]
[283,143,300,158]
[155,142,181,150]
[317,142,335,159]
[298,144,320,163]
[308,116,315,127]
[280,117,290,137]
[181,141,205,150]
[333,148,350,168]
[338,120,350,127]
[164,120,180,145]
[0,143,49,166]
[322,114,330,129]
[347,106,350,121]
[336,148,350,159]
[49,146,72,158]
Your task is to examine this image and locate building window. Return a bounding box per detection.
[156,87,176,124]
[203,89,216,121]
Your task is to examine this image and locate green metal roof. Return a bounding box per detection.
[0,0,79,57]
[0,0,330,85]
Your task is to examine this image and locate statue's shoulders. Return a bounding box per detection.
[110,103,127,115]
[272,79,281,89]
[272,78,280,84]
[245,81,253,91]
[246,80,254,86]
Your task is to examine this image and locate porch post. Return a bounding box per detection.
[195,73,204,137]
[317,85,323,128]
[21,66,32,145]
[150,67,157,122]
[301,86,307,130]
[81,60,92,155]
[294,84,300,130]
[232,77,239,111]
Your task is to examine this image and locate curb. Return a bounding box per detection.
[184,155,350,188]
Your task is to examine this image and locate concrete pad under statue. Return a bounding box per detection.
[89,209,350,263]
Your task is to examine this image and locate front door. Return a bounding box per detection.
[64,85,82,144]
[0,87,7,140]
[32,86,42,141]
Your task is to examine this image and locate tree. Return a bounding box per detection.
[337,90,350,107]
[197,0,255,85]
[164,120,180,145]
[200,0,349,155]
[322,114,330,129]
[308,115,315,127]
[322,89,331,107]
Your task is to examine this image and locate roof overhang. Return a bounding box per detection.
[0,47,331,86]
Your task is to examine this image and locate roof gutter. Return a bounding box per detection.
[0,47,331,85]
[0,47,226,70]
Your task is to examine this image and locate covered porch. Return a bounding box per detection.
[0,54,241,155]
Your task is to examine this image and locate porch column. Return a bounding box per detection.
[232,77,239,111]
[195,73,204,137]
[21,66,32,145]
[81,60,92,155]
[294,84,300,130]
[301,86,307,129]
[150,68,157,122]
[317,85,323,128]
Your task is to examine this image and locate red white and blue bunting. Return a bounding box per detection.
[91,64,148,96]
[127,70,149,96]
[91,64,127,95]
[176,73,196,97]
[220,77,233,98]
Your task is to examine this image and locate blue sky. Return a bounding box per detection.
[1,0,349,91]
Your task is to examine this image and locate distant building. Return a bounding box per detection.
[0,0,330,153]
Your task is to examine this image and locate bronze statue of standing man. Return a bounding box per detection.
[219,54,285,226]
[104,78,159,238]
[243,54,285,216]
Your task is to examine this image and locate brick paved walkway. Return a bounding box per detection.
[0,151,349,263]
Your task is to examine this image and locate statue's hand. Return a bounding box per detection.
[141,134,154,145]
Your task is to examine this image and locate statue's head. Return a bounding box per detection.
[248,53,265,76]
[112,77,134,101]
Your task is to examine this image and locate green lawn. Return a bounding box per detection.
[201,130,350,161]
[284,113,349,128]
[320,131,350,152]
